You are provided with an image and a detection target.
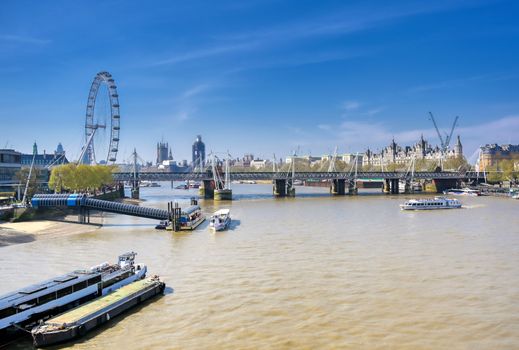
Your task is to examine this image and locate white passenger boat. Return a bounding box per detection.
[0,252,146,340]
[400,197,462,210]
[209,209,231,231]
[443,188,480,196]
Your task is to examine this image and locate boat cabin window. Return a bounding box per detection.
[18,298,37,310]
[0,307,17,318]
[87,275,102,286]
[72,280,87,292]
[57,286,73,298]
[38,292,56,305]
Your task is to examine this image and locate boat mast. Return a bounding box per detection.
[22,146,37,204]
[225,153,231,190]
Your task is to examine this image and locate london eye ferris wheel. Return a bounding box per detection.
[80,71,120,165]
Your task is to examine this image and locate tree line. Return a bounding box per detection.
[48,164,115,193]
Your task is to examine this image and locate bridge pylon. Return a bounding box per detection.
[199,179,215,199]
[330,179,346,195]
[273,178,295,197]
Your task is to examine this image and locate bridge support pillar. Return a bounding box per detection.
[214,189,232,201]
[388,179,399,194]
[118,183,125,198]
[273,179,295,197]
[78,207,90,224]
[199,180,215,199]
[383,179,390,193]
[274,179,286,197]
[432,179,460,193]
[330,179,346,195]
[131,185,139,199]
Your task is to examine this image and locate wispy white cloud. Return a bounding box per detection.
[0,34,51,45]
[363,107,385,116]
[318,124,331,130]
[181,84,212,99]
[219,1,483,44]
[169,83,213,122]
[151,1,484,67]
[151,42,257,66]
[175,106,197,122]
[341,100,360,111]
[408,72,519,93]
[226,48,371,73]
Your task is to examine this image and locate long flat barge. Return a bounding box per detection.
[31,276,165,347]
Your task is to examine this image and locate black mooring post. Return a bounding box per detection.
[174,202,181,232]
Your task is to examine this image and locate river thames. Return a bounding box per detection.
[2,184,519,349]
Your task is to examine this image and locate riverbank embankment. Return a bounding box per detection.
[0,190,132,247]
[0,213,104,247]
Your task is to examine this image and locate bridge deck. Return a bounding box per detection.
[113,171,481,182]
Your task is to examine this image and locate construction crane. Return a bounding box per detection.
[428,112,459,153]
[445,115,459,151]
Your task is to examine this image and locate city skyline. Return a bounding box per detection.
[1,0,519,162]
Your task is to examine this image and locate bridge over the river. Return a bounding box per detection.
[113,170,484,199]
[113,170,480,181]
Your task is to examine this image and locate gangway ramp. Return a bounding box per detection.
[31,194,169,221]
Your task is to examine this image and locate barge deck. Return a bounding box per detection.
[31,277,165,347]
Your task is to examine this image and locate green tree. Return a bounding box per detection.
[443,157,470,171]
[485,165,503,183]
[49,164,115,193]
[16,167,42,200]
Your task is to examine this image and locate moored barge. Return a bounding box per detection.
[0,252,146,344]
[32,276,165,347]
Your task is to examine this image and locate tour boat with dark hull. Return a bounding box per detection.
[400,197,462,210]
[32,276,165,347]
[0,252,146,344]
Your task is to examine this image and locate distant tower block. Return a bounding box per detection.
[454,135,463,158]
[156,141,169,164]
[192,135,206,168]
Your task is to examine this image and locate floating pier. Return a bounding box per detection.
[31,277,165,347]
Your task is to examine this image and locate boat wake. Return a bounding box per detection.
[462,204,486,209]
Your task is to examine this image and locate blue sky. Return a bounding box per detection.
[1,0,518,163]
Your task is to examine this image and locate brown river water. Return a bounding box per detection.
[1,184,519,349]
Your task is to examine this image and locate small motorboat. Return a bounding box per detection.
[209,209,231,231]
[443,188,480,196]
[155,220,168,230]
